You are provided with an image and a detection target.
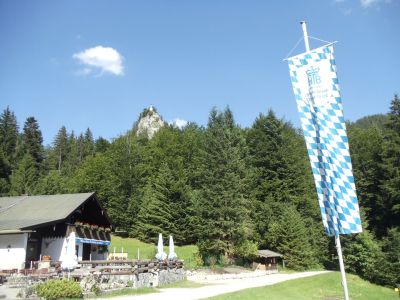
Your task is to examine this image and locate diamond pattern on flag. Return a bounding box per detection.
[287,45,362,236]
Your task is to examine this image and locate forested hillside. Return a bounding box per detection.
[0,95,399,287]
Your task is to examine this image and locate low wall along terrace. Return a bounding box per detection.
[4,259,185,296]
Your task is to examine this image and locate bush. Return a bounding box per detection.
[234,240,258,260]
[207,255,218,269]
[192,250,204,269]
[35,279,82,300]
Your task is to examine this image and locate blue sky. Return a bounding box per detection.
[0,0,399,145]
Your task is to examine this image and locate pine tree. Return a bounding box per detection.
[10,153,39,195]
[64,131,79,175]
[35,170,71,195]
[133,164,175,243]
[266,205,319,270]
[21,117,44,165]
[347,124,385,236]
[380,94,400,234]
[108,132,150,230]
[0,149,10,194]
[379,228,400,286]
[77,133,85,163]
[72,153,127,227]
[246,110,318,247]
[53,126,69,171]
[342,228,383,282]
[0,107,18,170]
[197,107,252,261]
[143,125,199,244]
[83,128,95,157]
[94,137,110,153]
[341,212,384,284]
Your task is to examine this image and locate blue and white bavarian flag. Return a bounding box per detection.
[287,45,362,236]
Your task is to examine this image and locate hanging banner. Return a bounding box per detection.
[76,237,111,245]
[287,44,362,236]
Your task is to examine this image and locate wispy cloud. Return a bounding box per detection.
[360,0,381,7]
[73,46,124,76]
[170,118,188,129]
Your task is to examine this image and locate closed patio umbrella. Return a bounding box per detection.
[168,235,177,260]
[61,231,78,271]
[155,233,167,260]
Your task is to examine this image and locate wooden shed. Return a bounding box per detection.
[253,249,283,273]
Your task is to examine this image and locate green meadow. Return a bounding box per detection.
[208,272,398,300]
[109,235,199,269]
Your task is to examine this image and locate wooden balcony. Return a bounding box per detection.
[67,225,111,241]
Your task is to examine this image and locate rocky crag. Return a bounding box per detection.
[135,105,165,139]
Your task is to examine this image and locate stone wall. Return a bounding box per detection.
[79,268,186,294]
[135,272,158,288]
[158,269,186,286]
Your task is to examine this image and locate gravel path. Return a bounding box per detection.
[100,270,330,300]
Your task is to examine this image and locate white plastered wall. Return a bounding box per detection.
[41,237,67,261]
[0,233,28,270]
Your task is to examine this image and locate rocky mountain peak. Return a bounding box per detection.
[136,106,165,139]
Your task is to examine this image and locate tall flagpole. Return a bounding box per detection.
[336,235,350,300]
[300,21,350,300]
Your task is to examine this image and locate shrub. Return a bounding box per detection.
[35,279,82,300]
[207,255,218,269]
[192,251,204,268]
[234,240,258,260]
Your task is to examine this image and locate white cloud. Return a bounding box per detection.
[73,46,124,76]
[170,118,188,129]
[360,0,380,7]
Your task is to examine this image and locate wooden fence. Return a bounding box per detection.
[1,259,184,282]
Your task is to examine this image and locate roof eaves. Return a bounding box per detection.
[0,229,35,235]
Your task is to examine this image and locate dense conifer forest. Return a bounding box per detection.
[0,95,399,287]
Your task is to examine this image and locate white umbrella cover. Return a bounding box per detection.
[155,233,167,260]
[168,235,177,260]
[61,231,78,270]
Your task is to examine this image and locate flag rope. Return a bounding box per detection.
[283,36,304,61]
[308,35,333,44]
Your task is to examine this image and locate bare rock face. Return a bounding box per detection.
[136,106,165,139]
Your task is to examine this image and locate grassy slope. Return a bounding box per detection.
[109,235,198,269]
[209,272,398,300]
